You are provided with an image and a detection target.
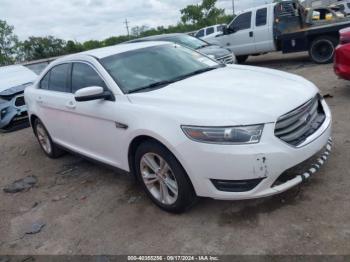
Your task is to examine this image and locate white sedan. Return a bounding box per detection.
[25,42,332,213]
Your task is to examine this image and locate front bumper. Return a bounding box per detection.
[176,99,332,200]
[0,94,28,130]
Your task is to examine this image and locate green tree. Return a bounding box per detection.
[180,0,225,26]
[82,40,101,50]
[103,35,132,46]
[20,36,66,61]
[65,40,84,54]
[0,20,19,65]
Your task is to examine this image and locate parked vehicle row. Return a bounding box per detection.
[25,42,332,213]
[195,24,225,42]
[209,0,350,64]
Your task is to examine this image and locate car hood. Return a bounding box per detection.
[197,45,231,58]
[0,65,37,93]
[127,65,319,126]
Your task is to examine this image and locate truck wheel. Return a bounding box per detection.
[309,36,338,64]
[236,55,249,64]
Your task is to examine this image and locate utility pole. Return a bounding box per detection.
[124,18,130,38]
[232,0,235,15]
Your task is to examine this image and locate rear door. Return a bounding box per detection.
[254,6,275,53]
[224,11,255,55]
[35,63,73,145]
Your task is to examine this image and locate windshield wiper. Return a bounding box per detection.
[196,44,209,49]
[127,80,176,94]
[127,65,223,94]
[173,65,223,81]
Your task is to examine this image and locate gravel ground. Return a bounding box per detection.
[0,52,349,255]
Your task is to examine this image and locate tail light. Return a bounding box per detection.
[340,33,350,45]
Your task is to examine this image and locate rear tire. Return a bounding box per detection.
[309,36,338,64]
[134,140,197,213]
[33,118,65,158]
[236,55,249,64]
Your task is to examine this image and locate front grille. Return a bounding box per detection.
[15,95,25,107]
[217,54,234,64]
[274,95,326,146]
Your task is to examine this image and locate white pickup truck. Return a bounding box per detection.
[209,0,350,63]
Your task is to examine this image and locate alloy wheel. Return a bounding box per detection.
[140,153,179,205]
[36,123,52,154]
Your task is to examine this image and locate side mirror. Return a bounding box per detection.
[74,86,112,102]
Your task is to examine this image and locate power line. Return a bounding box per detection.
[124,18,130,38]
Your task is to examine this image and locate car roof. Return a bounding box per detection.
[56,41,170,62]
[126,33,188,43]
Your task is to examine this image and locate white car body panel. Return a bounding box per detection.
[25,42,332,200]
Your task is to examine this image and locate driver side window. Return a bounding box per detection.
[71,63,106,93]
[196,29,204,38]
[229,12,252,33]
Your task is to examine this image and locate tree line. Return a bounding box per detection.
[0,0,233,66]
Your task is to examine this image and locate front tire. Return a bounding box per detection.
[33,118,65,158]
[135,140,197,213]
[236,55,249,64]
[309,36,337,64]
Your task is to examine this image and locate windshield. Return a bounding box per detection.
[165,35,209,50]
[100,44,220,94]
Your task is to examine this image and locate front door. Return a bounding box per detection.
[224,11,255,55]
[62,62,124,167]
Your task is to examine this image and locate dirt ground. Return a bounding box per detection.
[1,52,350,255]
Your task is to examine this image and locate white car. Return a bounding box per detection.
[25,42,332,213]
[195,24,225,41]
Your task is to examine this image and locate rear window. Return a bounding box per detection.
[256,8,267,26]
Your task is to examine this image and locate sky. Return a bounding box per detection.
[0,0,272,42]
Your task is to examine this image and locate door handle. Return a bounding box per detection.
[66,101,76,109]
[249,31,254,37]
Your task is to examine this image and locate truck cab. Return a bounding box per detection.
[210,0,350,64]
[209,4,276,57]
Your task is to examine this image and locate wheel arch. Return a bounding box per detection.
[307,33,339,48]
[127,134,197,193]
[29,114,39,134]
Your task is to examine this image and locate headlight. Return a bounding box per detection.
[181,124,264,144]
